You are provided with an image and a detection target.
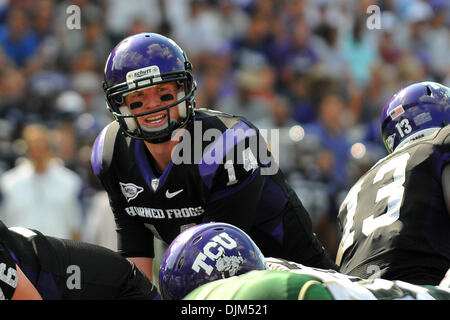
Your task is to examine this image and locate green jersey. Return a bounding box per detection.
[184,262,450,300]
[184,269,334,300]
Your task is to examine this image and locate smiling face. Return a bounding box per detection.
[123,81,182,131]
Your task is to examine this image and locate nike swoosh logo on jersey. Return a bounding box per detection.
[165,189,184,198]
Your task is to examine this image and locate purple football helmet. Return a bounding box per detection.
[103,33,197,143]
[159,222,267,300]
[381,81,450,153]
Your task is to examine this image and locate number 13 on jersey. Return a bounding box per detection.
[336,152,410,265]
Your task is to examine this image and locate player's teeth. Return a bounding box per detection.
[147,114,164,122]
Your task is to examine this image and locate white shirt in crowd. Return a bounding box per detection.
[0,158,83,239]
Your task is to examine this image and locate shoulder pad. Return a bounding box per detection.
[90,122,121,177]
[440,125,450,145]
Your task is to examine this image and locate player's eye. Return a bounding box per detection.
[131,92,143,98]
[129,102,143,109]
[160,94,174,102]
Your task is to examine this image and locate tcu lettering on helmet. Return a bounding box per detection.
[381,81,450,153]
[191,232,239,275]
[159,222,266,300]
[103,33,197,144]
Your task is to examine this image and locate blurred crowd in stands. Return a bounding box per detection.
[0,0,448,258]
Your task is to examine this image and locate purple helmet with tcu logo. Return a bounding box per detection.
[381,81,450,153]
[158,222,266,300]
[103,33,197,143]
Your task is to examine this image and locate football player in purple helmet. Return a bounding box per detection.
[381,81,450,153]
[337,81,450,285]
[93,32,337,284]
[159,222,267,300]
[103,33,196,144]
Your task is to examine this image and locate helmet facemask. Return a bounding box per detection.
[105,70,196,144]
[104,60,197,144]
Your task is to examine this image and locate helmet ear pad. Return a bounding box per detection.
[177,90,187,119]
[118,106,138,131]
[176,79,197,120]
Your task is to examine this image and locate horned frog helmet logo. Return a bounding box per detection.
[386,133,396,152]
[215,252,244,278]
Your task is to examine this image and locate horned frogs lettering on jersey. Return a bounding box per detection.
[92,109,337,270]
[337,125,450,285]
